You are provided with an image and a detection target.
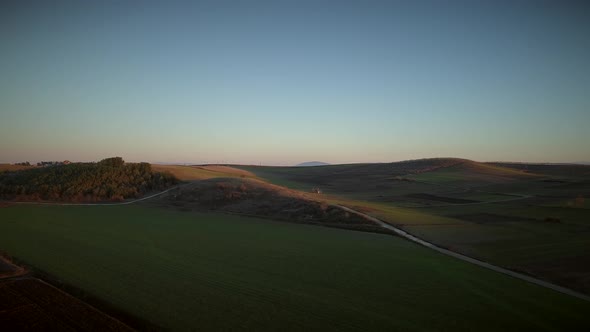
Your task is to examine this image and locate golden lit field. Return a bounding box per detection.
[0,164,36,172]
[151,164,255,181]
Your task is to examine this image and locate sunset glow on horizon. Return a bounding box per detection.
[2,1,589,165]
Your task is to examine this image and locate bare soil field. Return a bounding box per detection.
[0,278,134,331]
[0,256,25,278]
[0,254,133,331]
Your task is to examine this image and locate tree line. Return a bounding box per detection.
[0,157,178,202]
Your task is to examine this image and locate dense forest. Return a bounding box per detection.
[0,157,178,202]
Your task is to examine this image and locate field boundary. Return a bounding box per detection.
[408,193,532,208]
[0,276,137,331]
[406,179,534,208]
[0,254,27,279]
[335,204,590,302]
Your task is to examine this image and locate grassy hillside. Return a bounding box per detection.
[409,160,537,185]
[151,164,255,181]
[239,159,588,295]
[0,205,588,331]
[489,162,590,178]
[148,177,387,234]
[238,158,466,189]
[394,199,590,294]
[237,158,536,204]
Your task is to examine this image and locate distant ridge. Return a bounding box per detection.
[296,161,330,167]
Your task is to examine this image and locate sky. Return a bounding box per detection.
[1,0,589,165]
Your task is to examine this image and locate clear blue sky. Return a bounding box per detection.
[1,0,589,165]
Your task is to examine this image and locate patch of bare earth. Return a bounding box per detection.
[0,278,135,331]
[0,255,26,279]
[0,254,137,331]
[148,178,393,234]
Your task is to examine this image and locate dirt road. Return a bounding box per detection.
[336,204,590,302]
[5,182,588,302]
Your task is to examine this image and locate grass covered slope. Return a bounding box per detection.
[0,205,588,331]
[239,159,534,188]
[0,157,177,202]
[490,162,590,178]
[237,158,536,203]
[149,177,386,233]
[409,160,537,185]
[151,164,256,181]
[238,158,462,189]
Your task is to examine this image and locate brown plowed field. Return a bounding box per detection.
[0,278,135,331]
[0,256,134,331]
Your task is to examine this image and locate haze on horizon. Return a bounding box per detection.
[1,0,589,165]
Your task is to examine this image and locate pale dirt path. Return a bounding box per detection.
[336,204,590,302]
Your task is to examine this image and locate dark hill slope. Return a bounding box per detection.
[237,158,523,188]
[409,159,538,185]
[236,158,538,201]
[489,162,590,178]
[148,177,387,233]
[296,161,330,167]
[239,158,467,188]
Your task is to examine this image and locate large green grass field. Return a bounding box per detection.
[0,205,588,331]
[238,160,590,295]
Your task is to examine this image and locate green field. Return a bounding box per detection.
[235,160,590,295]
[236,160,537,205]
[0,205,588,331]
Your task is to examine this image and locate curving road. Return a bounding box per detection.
[5,183,589,302]
[336,204,590,303]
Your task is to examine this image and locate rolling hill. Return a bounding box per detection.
[236,158,537,201]
[147,177,385,233]
[295,161,330,167]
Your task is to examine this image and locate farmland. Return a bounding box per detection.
[4,1,590,330]
[0,164,36,172]
[0,205,588,331]
[0,278,134,331]
[151,164,256,181]
[237,159,590,295]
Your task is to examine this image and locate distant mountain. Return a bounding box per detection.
[296,161,330,167]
